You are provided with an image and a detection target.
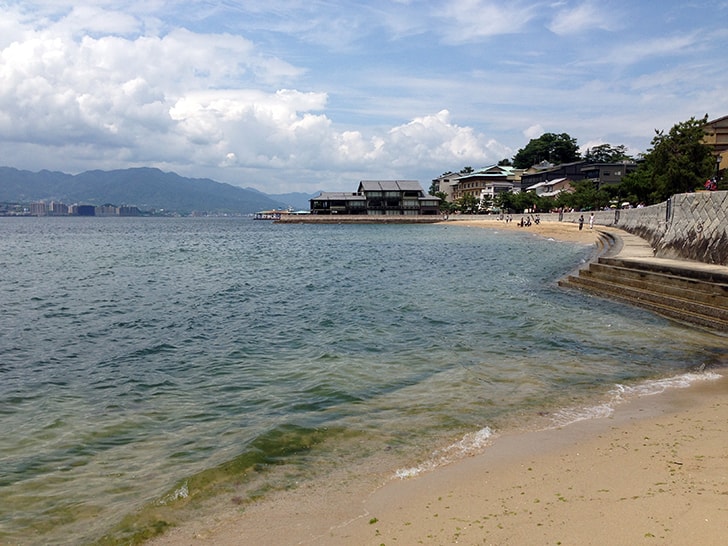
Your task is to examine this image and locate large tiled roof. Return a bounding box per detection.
[310,192,365,201]
[458,165,520,179]
[358,180,423,192]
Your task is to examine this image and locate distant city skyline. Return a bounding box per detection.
[5,201,142,217]
[1,1,726,194]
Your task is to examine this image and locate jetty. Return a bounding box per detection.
[275,215,443,224]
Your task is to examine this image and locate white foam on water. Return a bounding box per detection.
[393,371,723,480]
[157,481,189,505]
[395,426,495,479]
[550,370,722,427]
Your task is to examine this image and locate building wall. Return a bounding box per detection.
[704,116,728,170]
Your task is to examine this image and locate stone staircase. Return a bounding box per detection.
[559,231,728,335]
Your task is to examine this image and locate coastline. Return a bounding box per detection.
[148,370,728,545]
[145,220,728,546]
[441,216,606,244]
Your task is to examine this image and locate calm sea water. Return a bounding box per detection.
[1,217,726,544]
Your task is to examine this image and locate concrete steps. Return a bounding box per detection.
[559,234,728,334]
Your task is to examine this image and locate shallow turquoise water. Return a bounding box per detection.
[1,217,725,544]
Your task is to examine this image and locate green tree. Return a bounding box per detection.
[650,115,715,199]
[434,191,455,213]
[558,180,611,211]
[494,191,516,213]
[479,193,493,213]
[493,190,546,214]
[516,191,539,212]
[617,169,657,206]
[512,133,581,168]
[619,115,715,203]
[460,166,474,174]
[456,193,479,213]
[583,144,633,163]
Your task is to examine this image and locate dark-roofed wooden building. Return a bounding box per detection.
[310,180,440,215]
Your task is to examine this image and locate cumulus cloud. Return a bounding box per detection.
[0,17,302,153]
[386,110,507,167]
[7,1,723,193]
[0,3,515,191]
[523,124,545,140]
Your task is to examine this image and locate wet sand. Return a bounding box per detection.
[148,372,728,545]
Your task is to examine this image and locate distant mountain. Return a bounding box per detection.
[0,166,303,214]
[256,190,322,211]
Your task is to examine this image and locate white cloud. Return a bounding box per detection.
[386,110,508,167]
[524,124,545,140]
[548,2,618,36]
[220,152,238,167]
[0,22,302,145]
[0,2,516,191]
[1,1,727,193]
[607,33,700,66]
[56,5,142,36]
[436,0,536,43]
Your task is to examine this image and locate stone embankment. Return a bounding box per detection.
[543,190,728,266]
[559,230,728,334]
[553,191,727,334]
[561,192,727,334]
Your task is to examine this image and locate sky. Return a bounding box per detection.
[1,1,727,194]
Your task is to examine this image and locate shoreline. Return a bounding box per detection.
[148,369,728,545]
[441,217,606,244]
[146,222,728,546]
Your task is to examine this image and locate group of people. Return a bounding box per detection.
[704,178,718,191]
[516,214,540,227]
[578,212,595,231]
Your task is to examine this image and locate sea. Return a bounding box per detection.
[1,216,726,545]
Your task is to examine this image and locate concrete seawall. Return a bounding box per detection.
[551,191,727,265]
[451,191,728,266]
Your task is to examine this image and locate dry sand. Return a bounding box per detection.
[444,217,604,244]
[148,220,728,545]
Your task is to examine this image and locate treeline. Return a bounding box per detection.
[440,115,722,213]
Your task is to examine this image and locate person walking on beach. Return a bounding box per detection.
[578,214,584,231]
[589,212,594,230]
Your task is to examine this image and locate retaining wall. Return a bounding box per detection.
[448,190,728,265]
[556,191,727,265]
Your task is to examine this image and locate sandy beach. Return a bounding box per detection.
[444,217,605,244]
[149,370,728,546]
[148,221,728,546]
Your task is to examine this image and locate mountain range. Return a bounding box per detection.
[0,166,317,214]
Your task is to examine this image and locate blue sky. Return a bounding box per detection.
[1,1,727,194]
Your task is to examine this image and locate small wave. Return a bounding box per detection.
[157,481,189,505]
[550,370,722,427]
[611,371,721,398]
[395,426,494,479]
